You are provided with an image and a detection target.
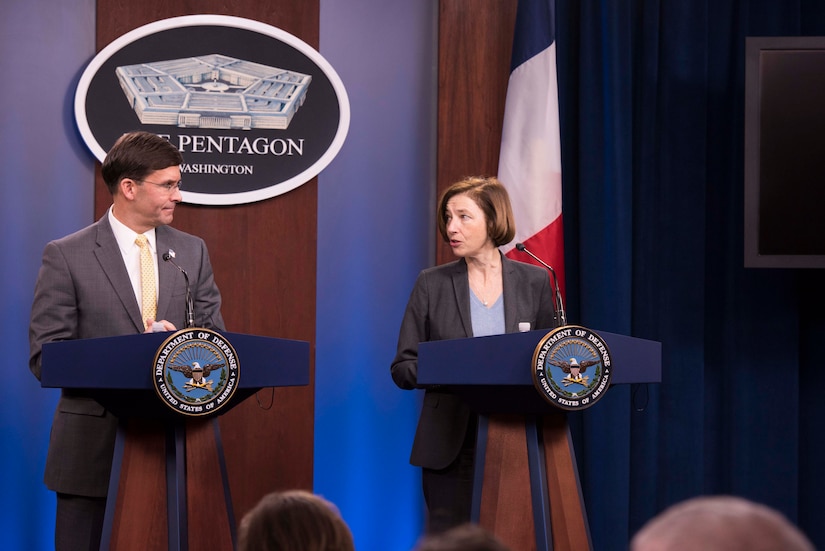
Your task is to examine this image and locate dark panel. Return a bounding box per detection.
[95,0,318,539]
[744,37,825,267]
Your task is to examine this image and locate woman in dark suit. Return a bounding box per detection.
[391,176,556,533]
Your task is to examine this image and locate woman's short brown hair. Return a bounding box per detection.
[436,176,516,247]
[237,490,355,551]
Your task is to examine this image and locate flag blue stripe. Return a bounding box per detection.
[510,0,556,71]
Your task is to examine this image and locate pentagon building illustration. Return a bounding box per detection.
[115,54,312,130]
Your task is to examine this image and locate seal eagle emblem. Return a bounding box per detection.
[153,328,239,416]
[532,325,612,411]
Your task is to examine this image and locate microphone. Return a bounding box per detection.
[515,243,567,327]
[162,249,195,328]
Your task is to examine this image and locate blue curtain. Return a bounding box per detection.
[554,1,825,548]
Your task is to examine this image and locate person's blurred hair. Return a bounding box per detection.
[631,495,814,551]
[437,176,516,247]
[414,523,511,551]
[237,490,355,551]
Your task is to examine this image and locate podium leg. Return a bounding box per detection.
[99,417,237,551]
[526,418,553,550]
[167,421,188,551]
[473,414,591,551]
[104,419,170,550]
[471,415,488,523]
[184,418,236,550]
[211,417,238,543]
[541,415,591,550]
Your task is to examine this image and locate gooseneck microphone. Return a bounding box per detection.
[162,249,195,328]
[515,243,567,327]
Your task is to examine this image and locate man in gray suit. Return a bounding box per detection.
[29,131,225,551]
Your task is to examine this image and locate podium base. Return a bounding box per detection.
[473,414,592,551]
[101,418,236,551]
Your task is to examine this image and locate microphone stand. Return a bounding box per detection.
[163,250,195,328]
[516,243,567,328]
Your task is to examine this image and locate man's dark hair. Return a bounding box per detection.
[101,131,183,194]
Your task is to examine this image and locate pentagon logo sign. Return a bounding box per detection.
[75,15,350,205]
[154,328,239,416]
[532,325,612,411]
[114,54,312,131]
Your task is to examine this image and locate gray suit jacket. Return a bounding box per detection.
[29,214,225,497]
[391,253,555,469]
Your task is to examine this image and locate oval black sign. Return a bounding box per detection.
[75,15,350,205]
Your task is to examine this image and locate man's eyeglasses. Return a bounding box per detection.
[136,179,183,193]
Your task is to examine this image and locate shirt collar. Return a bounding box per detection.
[108,206,157,253]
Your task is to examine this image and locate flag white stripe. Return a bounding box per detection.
[499,42,562,255]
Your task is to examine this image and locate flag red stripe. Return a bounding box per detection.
[505,214,565,298]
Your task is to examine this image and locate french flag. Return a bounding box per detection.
[499,0,565,297]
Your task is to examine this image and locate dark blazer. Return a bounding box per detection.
[391,253,555,469]
[29,214,225,497]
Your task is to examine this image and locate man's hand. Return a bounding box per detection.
[144,319,177,333]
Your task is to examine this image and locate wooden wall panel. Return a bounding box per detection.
[436,0,517,265]
[94,0,319,539]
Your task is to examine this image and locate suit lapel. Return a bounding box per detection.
[93,216,145,332]
[501,255,519,333]
[155,227,176,322]
[451,259,473,337]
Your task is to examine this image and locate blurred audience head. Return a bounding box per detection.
[631,495,814,551]
[237,490,354,551]
[414,523,511,551]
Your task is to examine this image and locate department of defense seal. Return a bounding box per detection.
[531,325,612,411]
[153,328,240,416]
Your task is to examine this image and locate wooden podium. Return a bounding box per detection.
[418,328,661,551]
[41,331,309,551]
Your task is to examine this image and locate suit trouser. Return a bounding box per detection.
[421,416,478,534]
[55,493,106,551]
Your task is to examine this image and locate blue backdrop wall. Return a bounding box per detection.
[2,1,95,549]
[315,2,435,550]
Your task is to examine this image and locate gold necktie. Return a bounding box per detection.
[135,235,157,325]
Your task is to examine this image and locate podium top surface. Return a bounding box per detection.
[418,327,661,386]
[41,331,310,390]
